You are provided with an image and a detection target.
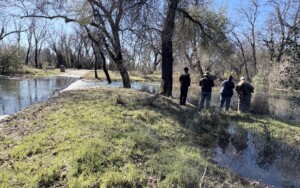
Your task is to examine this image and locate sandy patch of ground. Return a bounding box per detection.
[60,80,103,92]
[59,69,100,92]
[58,69,93,78]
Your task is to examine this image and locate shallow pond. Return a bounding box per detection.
[0,76,77,116]
[215,124,300,187]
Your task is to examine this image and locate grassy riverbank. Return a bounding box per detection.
[83,70,162,83]
[15,66,61,77]
[0,87,298,187]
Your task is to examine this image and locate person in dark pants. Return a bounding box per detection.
[219,75,235,111]
[179,67,191,105]
[199,71,215,110]
[235,77,254,113]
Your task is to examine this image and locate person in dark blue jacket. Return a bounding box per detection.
[199,71,215,110]
[219,75,235,111]
[179,67,191,105]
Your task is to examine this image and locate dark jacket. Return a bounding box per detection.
[199,76,214,92]
[220,75,235,97]
[179,73,191,88]
[236,81,254,96]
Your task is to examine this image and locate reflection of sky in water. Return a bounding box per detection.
[0,77,77,115]
[215,125,300,187]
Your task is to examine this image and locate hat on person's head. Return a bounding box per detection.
[204,71,210,76]
[240,77,245,81]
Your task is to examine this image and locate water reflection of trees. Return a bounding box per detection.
[216,124,300,187]
[230,127,248,154]
[217,125,230,154]
[0,77,74,115]
[253,126,276,170]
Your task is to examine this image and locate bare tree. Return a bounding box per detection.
[240,0,259,74]
[84,26,112,83]
[231,28,251,81]
[24,20,34,65]
[85,0,135,88]
[32,20,48,68]
[0,2,23,42]
[16,0,133,87]
[262,0,300,62]
[161,0,180,96]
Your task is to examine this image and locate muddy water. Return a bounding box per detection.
[0,76,77,116]
[215,125,300,187]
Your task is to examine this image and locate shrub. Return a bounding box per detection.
[0,45,25,75]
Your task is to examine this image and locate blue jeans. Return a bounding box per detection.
[219,95,232,111]
[199,92,211,110]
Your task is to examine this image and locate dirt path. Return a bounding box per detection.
[59,69,100,92]
[58,69,92,78]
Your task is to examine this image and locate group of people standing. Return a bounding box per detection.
[179,67,254,113]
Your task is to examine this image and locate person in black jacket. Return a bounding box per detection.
[219,75,235,111]
[235,77,254,113]
[179,67,191,105]
[199,71,214,110]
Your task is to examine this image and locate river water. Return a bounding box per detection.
[0,76,77,116]
[215,124,300,187]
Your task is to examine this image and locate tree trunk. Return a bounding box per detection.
[251,26,257,74]
[115,53,131,88]
[196,60,204,78]
[94,56,99,79]
[25,37,32,65]
[25,48,30,66]
[35,47,38,68]
[100,51,112,84]
[161,0,179,97]
[152,51,160,72]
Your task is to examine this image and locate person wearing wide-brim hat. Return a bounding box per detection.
[235,77,254,113]
[179,67,191,105]
[199,71,215,111]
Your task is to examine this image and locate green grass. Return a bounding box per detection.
[83,70,161,82]
[9,65,60,77]
[15,65,61,77]
[0,87,298,187]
